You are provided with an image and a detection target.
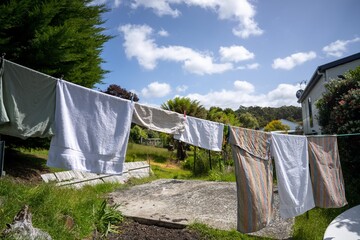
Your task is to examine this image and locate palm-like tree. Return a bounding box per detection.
[161,97,207,160]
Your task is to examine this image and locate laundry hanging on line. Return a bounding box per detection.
[308,135,347,208]
[228,126,274,233]
[0,59,56,139]
[271,133,315,219]
[132,102,186,134]
[174,115,224,151]
[47,80,134,174]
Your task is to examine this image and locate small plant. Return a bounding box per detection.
[93,200,123,238]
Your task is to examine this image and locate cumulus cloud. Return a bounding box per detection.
[141,81,171,98]
[233,80,255,93]
[184,81,300,109]
[322,37,360,57]
[176,85,188,93]
[237,63,259,70]
[272,51,317,70]
[219,45,255,62]
[158,28,169,37]
[89,0,120,7]
[130,0,263,38]
[119,24,233,75]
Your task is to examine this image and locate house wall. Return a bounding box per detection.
[302,59,360,134]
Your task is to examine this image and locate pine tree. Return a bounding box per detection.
[0,0,111,88]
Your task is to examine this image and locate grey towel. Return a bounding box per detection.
[0,60,56,139]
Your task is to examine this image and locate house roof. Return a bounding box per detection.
[298,52,360,103]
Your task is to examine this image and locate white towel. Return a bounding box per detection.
[132,103,185,134]
[47,80,134,174]
[271,133,315,218]
[174,116,224,151]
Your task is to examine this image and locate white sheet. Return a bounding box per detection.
[271,133,315,218]
[174,116,224,151]
[132,103,185,134]
[47,80,134,174]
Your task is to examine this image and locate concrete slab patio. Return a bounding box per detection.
[110,179,294,239]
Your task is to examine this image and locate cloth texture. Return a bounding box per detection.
[229,126,273,233]
[132,103,185,134]
[0,60,56,138]
[308,136,347,208]
[271,133,315,219]
[174,116,224,151]
[47,80,134,174]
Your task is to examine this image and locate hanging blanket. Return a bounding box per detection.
[308,136,347,208]
[229,126,273,233]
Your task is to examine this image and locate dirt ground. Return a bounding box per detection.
[108,219,202,240]
[2,149,205,240]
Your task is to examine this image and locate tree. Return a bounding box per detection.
[0,0,111,88]
[316,66,360,134]
[161,97,207,160]
[161,97,207,119]
[207,107,241,126]
[264,120,290,132]
[238,112,259,129]
[129,125,147,144]
[102,84,139,102]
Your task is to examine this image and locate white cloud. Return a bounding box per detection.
[119,24,233,75]
[237,63,259,70]
[272,51,316,70]
[89,0,120,7]
[322,37,360,57]
[184,81,300,109]
[158,29,169,37]
[114,0,121,7]
[176,85,188,93]
[233,80,254,93]
[219,45,254,62]
[141,82,172,98]
[130,0,263,38]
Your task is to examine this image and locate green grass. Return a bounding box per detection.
[0,178,120,239]
[190,223,270,240]
[126,143,173,163]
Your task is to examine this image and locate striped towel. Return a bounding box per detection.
[229,126,273,233]
[308,136,347,208]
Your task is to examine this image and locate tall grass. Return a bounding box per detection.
[0,178,120,239]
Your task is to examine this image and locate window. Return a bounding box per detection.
[308,97,313,128]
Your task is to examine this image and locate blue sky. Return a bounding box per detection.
[92,0,360,110]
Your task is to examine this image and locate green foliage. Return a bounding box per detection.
[263,120,290,132]
[238,112,259,129]
[207,107,241,126]
[236,106,302,128]
[316,66,360,134]
[129,125,148,144]
[126,143,171,163]
[0,0,111,88]
[161,97,207,119]
[0,178,120,240]
[93,200,123,238]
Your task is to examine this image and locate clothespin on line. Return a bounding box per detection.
[130,93,134,103]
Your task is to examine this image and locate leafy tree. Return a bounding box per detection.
[316,66,360,134]
[161,97,207,160]
[238,112,259,129]
[207,107,240,126]
[161,97,207,119]
[264,120,290,132]
[0,0,111,88]
[129,125,147,144]
[102,84,139,102]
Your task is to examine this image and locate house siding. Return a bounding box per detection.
[302,58,360,134]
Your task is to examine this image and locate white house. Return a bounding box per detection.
[298,52,360,135]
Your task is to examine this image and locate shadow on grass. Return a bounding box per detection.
[3,148,51,183]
